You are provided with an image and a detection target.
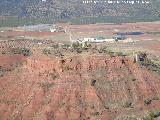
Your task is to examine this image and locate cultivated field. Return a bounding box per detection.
[68,22,160,56]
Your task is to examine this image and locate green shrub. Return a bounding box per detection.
[43,49,51,55]
[144,111,160,120]
[0,69,4,77]
[39,82,54,93]
[12,48,32,56]
[61,44,70,49]
[72,42,80,50]
[51,44,59,49]
[76,48,82,53]
[1,51,6,54]
[91,112,99,116]
[143,116,154,120]
[144,98,152,105]
[137,51,160,75]
[123,101,132,108]
[21,48,32,56]
[107,49,115,57]
[91,79,96,86]
[150,111,160,118]
[116,51,125,56]
[138,51,147,59]
[140,58,160,75]
[82,42,92,50]
[50,73,59,80]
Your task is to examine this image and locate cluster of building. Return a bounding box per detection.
[50,25,64,32]
[76,35,127,43]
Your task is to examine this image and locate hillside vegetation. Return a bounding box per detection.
[0,0,160,26]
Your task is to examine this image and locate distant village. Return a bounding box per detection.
[82,0,150,4]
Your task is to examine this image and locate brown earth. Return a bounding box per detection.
[68,22,160,36]
[67,22,160,57]
[0,51,160,120]
[0,31,65,38]
[0,22,160,120]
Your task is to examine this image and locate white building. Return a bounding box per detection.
[84,37,95,42]
[83,37,114,43]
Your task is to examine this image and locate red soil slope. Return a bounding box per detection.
[0,54,160,120]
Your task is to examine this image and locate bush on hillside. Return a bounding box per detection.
[12,48,32,56]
